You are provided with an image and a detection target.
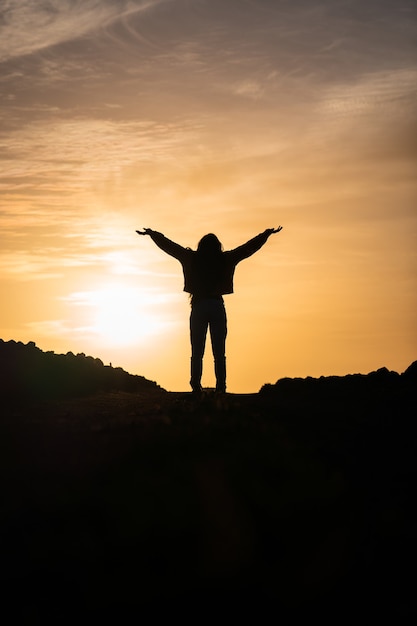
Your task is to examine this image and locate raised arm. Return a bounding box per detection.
[136,228,188,262]
[229,226,283,263]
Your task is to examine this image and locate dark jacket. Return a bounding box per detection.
[149,230,271,296]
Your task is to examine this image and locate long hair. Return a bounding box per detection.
[196,233,223,256]
[190,234,224,303]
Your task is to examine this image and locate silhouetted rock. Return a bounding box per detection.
[260,362,411,401]
[0,338,164,400]
[402,359,417,382]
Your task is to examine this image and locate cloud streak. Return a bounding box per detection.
[0,0,167,63]
[319,68,417,119]
[0,117,198,202]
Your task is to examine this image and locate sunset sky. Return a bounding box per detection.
[1,0,416,392]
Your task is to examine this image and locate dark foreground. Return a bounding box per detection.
[1,369,415,621]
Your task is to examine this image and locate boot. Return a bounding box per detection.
[214,357,226,393]
[190,357,203,392]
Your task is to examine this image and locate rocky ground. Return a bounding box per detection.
[1,371,415,622]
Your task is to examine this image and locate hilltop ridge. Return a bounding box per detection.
[1,337,415,400]
[0,338,163,399]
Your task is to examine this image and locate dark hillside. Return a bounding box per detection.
[0,341,415,621]
[0,339,163,399]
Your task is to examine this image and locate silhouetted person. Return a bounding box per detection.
[136,227,283,393]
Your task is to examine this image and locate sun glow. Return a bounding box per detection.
[67,284,170,346]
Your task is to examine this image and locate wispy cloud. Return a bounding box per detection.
[0,251,61,280]
[0,214,184,281]
[0,117,198,201]
[319,68,417,119]
[0,248,105,280]
[0,0,168,63]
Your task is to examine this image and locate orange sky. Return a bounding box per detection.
[1,0,416,392]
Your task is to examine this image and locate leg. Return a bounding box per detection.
[190,302,208,391]
[209,300,227,392]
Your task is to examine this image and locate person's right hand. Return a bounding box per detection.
[136,228,152,235]
[265,226,283,235]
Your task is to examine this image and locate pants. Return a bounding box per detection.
[189,297,227,391]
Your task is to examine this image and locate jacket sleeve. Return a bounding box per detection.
[148,231,189,263]
[228,231,270,264]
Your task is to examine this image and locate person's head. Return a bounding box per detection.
[196,233,223,255]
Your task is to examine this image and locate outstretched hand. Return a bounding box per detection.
[136,228,153,236]
[266,226,283,235]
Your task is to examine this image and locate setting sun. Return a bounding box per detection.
[67,285,171,346]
